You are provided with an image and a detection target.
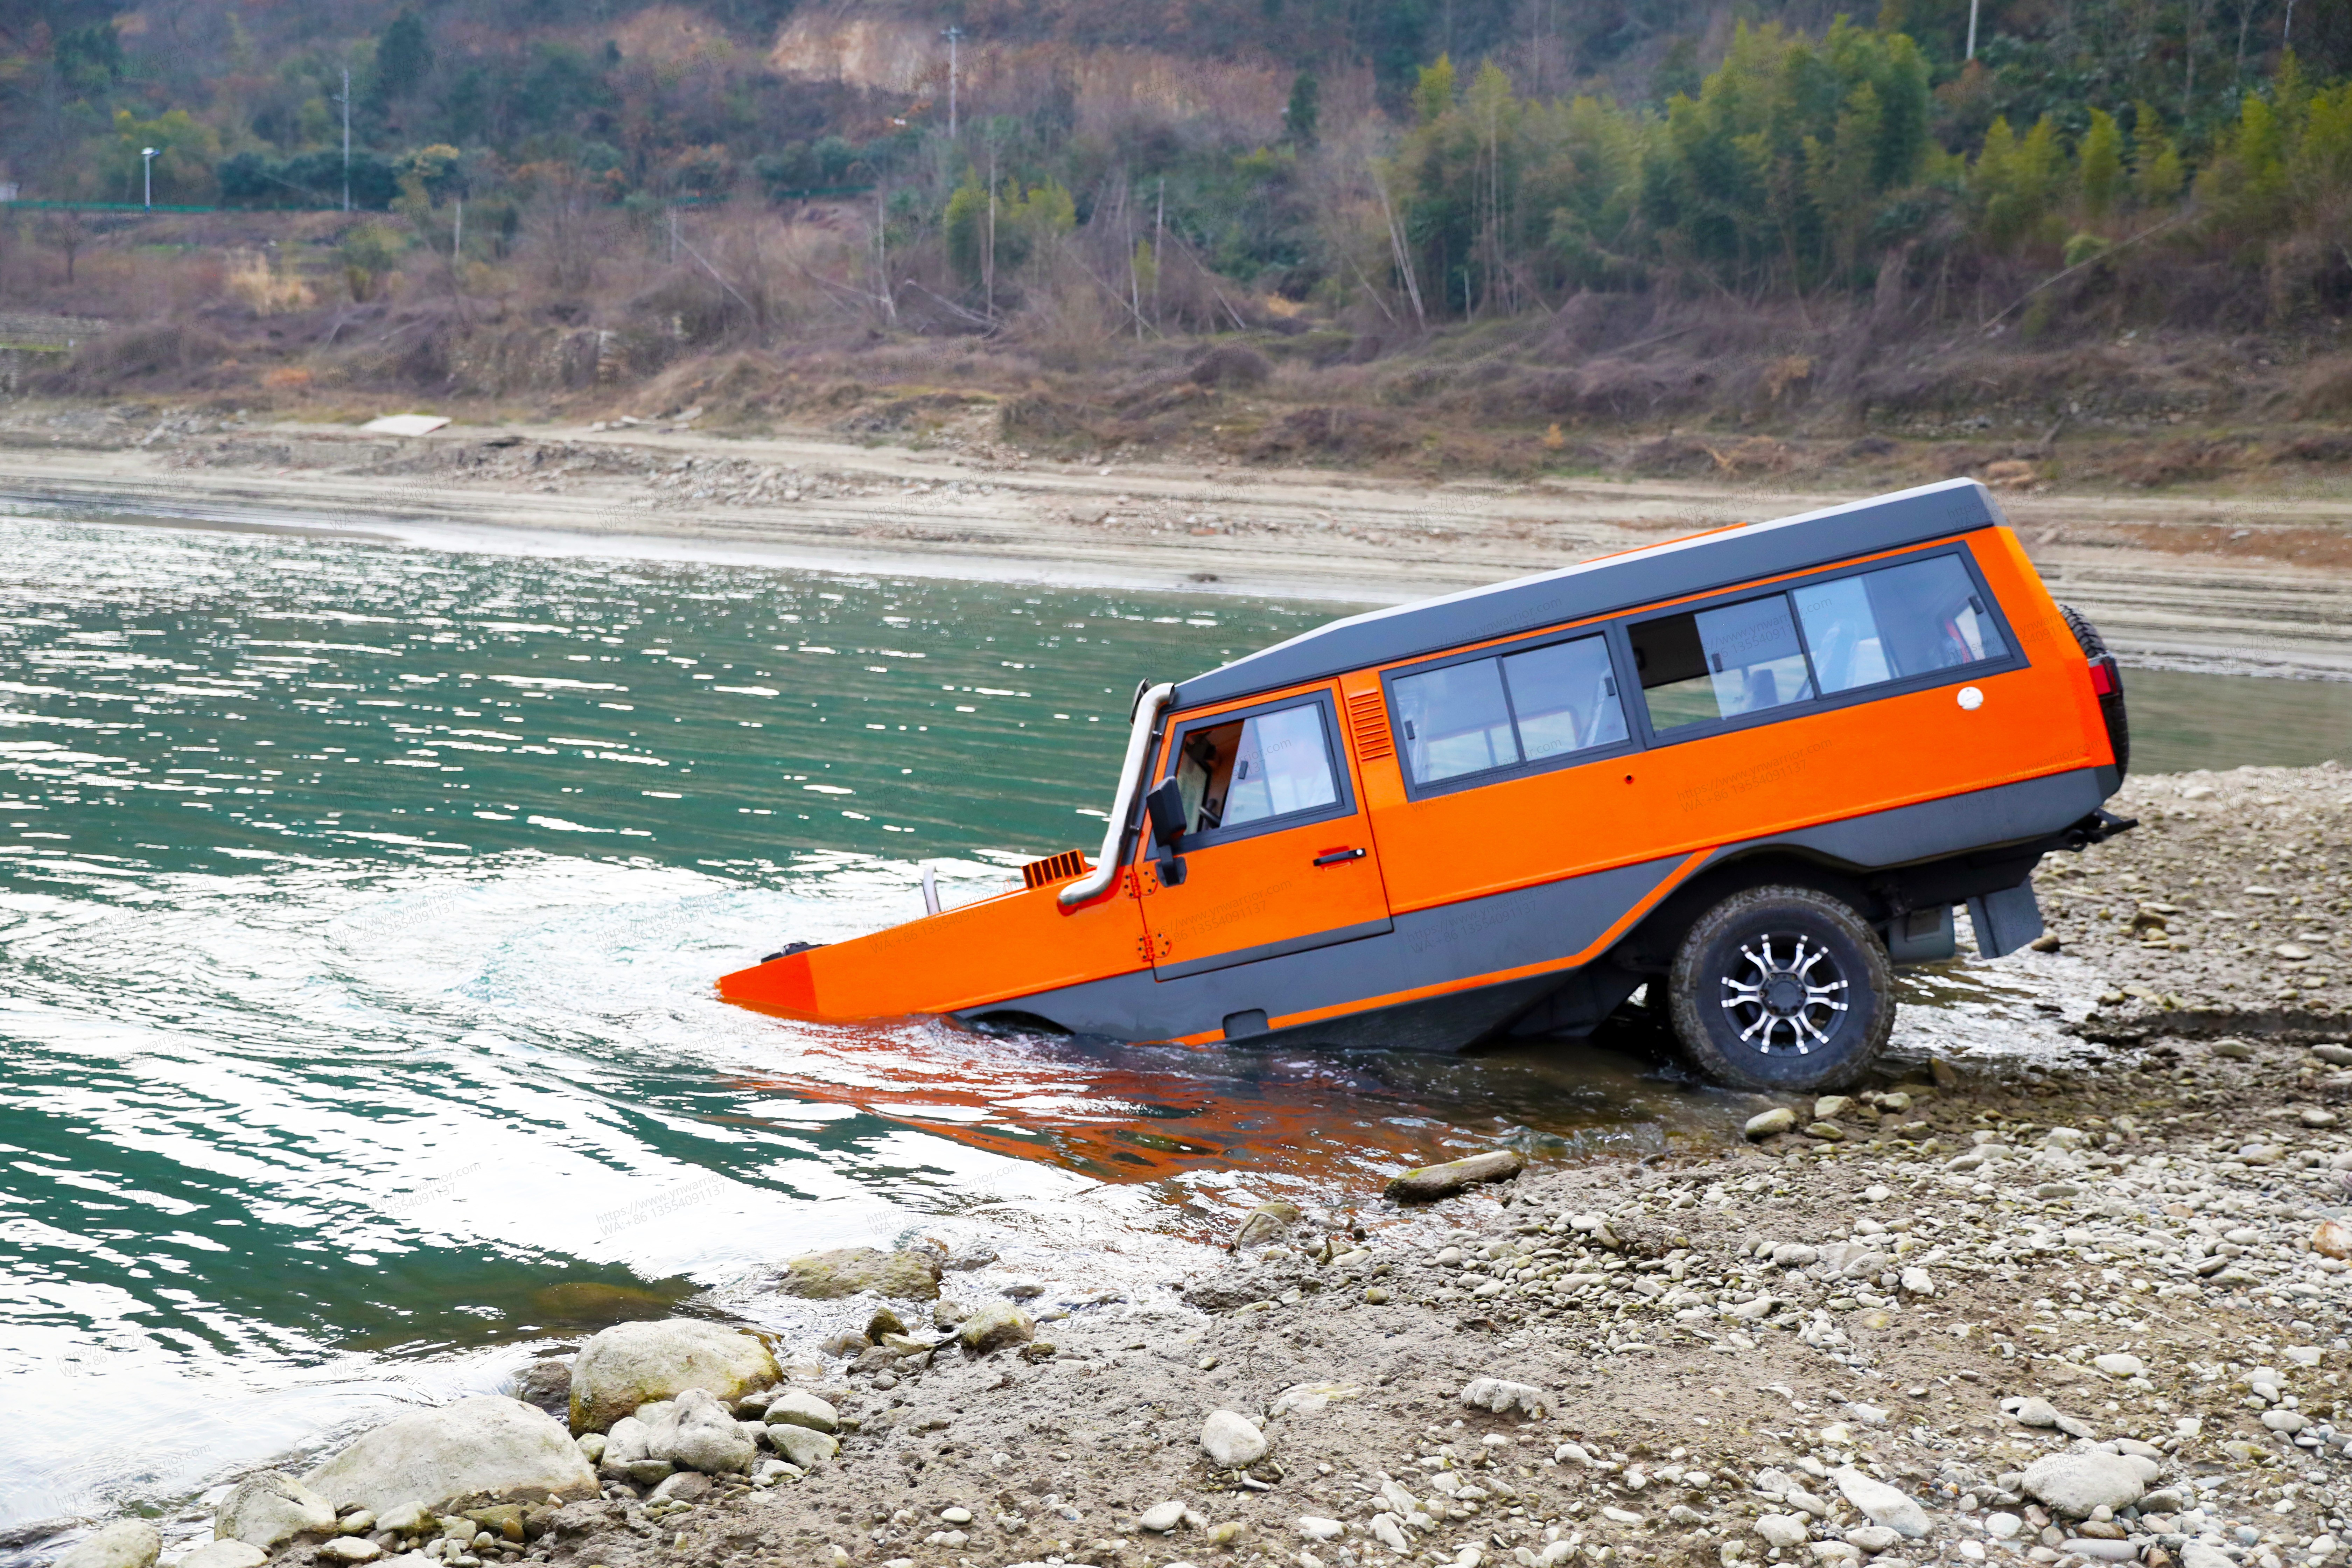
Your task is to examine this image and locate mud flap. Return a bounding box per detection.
[1967,882,2044,959]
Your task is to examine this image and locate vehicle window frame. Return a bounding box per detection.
[1375,543,2024,798]
[1147,688,1358,853]
[1619,544,2024,750]
[1379,628,1643,802]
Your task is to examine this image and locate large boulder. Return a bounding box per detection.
[644,1389,756,1475]
[215,1472,336,1549]
[568,1320,779,1433]
[56,1521,162,1568]
[775,1247,941,1301]
[302,1396,598,1515]
[2020,1452,2146,1518]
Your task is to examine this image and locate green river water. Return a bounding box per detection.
[0,511,2341,1538]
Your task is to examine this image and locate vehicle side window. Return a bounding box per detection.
[1792,554,2009,694]
[1173,703,1337,834]
[1393,633,1627,785]
[1630,594,1816,732]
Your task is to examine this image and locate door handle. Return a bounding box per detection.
[1313,847,1367,867]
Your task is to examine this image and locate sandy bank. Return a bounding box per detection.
[0,408,2347,679]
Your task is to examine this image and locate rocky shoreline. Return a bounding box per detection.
[27,766,2352,1568]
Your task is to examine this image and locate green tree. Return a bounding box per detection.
[1651,37,1701,104]
[2079,108,2123,218]
[54,22,124,93]
[374,11,433,105]
[110,108,220,204]
[943,173,988,285]
[1805,81,1885,280]
[1284,71,1321,146]
[1415,55,1456,126]
[2130,103,2185,206]
[1970,113,2065,253]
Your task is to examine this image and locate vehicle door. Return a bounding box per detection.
[1135,688,1391,979]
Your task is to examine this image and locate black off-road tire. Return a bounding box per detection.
[1666,886,1896,1093]
[2058,602,2130,779]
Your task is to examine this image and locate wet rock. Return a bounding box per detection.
[1201,1410,1269,1468]
[1746,1108,1798,1139]
[56,1521,162,1568]
[768,1424,840,1469]
[216,1472,337,1549]
[2020,1452,2145,1517]
[1235,1200,1302,1249]
[932,1300,969,1330]
[177,1543,267,1568]
[645,1387,756,1474]
[776,1246,943,1302]
[509,1360,573,1420]
[1831,1469,1928,1539]
[1460,1377,1552,1418]
[377,1502,434,1535]
[600,1416,649,1472]
[956,1301,1036,1355]
[765,1391,839,1434]
[303,1396,599,1514]
[865,1307,909,1341]
[1383,1150,1524,1202]
[568,1321,780,1433]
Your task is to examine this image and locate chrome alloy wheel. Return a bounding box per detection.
[1718,932,1850,1055]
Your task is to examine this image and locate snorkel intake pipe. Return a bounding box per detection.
[1058,681,1176,909]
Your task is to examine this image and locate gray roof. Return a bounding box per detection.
[1175,477,2009,708]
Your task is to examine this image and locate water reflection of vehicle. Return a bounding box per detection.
[722,478,2133,1092]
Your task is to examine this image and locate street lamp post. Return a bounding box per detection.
[141,146,156,209]
[942,26,962,138]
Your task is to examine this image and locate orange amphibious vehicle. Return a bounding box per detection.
[722,478,2134,1091]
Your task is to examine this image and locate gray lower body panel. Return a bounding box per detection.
[960,766,2112,1051]
[965,854,1689,1047]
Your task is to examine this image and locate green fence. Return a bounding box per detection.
[4,200,224,214]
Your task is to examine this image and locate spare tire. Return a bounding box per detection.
[2059,603,2129,779]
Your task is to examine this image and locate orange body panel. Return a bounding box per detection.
[1132,679,1395,973]
[1369,530,2102,915]
[719,876,1147,1018]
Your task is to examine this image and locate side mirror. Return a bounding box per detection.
[1144,777,1188,850]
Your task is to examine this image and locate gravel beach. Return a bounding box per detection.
[28,766,2352,1568]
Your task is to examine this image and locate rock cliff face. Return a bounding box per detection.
[765,2,1289,130]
